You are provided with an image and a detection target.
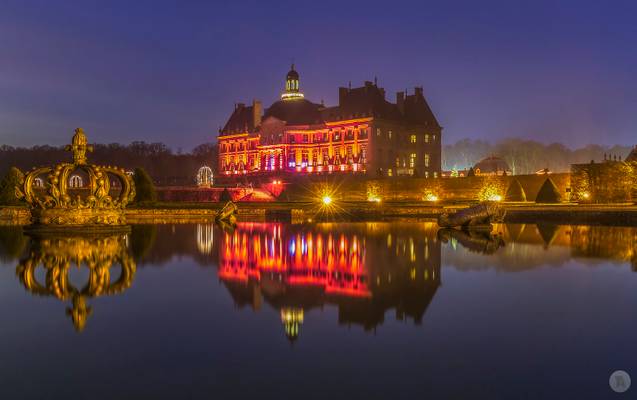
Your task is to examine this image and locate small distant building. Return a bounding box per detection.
[441,169,468,178]
[473,156,511,176]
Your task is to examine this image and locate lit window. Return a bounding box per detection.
[424,154,430,167]
[388,131,392,140]
[395,157,400,167]
[425,134,429,143]
[410,134,417,143]
[425,171,429,178]
[433,171,438,178]
[387,168,393,177]
[433,134,437,142]
[410,153,416,168]
[376,128,381,136]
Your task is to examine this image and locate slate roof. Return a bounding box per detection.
[220,103,255,135]
[263,99,324,126]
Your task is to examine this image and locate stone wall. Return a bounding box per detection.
[281,173,571,202]
[157,187,275,202]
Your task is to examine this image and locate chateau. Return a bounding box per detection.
[218,66,442,178]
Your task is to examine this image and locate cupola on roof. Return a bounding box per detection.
[282,64,304,101]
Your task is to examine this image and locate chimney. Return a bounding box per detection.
[364,80,373,87]
[414,87,423,97]
[339,87,349,105]
[252,99,262,129]
[396,91,405,114]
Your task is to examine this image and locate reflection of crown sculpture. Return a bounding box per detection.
[17,128,135,227]
[16,234,136,332]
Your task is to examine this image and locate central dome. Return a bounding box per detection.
[264,98,323,125]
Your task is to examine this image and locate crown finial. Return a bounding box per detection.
[66,128,93,165]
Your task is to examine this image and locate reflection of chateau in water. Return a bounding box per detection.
[218,222,442,340]
[16,234,136,331]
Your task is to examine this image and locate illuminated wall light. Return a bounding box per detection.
[488,194,503,202]
[424,193,439,202]
[322,195,332,205]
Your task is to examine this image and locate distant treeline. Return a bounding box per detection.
[0,142,218,186]
[3,138,633,183]
[443,138,634,175]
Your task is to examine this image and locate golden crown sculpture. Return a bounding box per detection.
[16,233,136,332]
[16,128,135,228]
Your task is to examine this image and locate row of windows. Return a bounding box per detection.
[288,146,367,161]
[394,153,431,168]
[289,128,368,144]
[286,79,299,91]
[386,169,438,178]
[220,141,257,152]
[376,128,437,144]
[222,129,435,152]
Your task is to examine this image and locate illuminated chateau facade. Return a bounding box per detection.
[218,66,442,178]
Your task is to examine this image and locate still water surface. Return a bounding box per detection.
[0,222,635,399]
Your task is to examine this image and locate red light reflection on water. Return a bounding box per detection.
[219,223,370,297]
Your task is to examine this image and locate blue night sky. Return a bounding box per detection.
[1,0,635,150]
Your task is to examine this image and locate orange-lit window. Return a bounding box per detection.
[425,154,430,167]
[425,134,430,143]
[410,134,417,143]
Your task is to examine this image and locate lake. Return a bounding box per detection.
[0,222,635,399]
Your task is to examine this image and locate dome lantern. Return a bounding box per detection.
[281,64,304,101]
